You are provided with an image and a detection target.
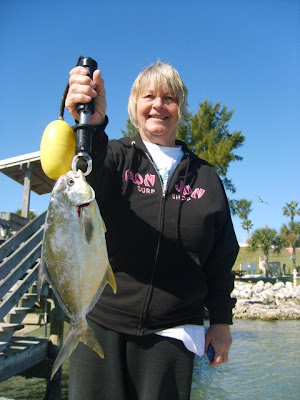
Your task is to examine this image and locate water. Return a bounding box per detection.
[1,320,299,399]
[191,320,300,400]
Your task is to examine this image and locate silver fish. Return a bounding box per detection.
[38,169,116,379]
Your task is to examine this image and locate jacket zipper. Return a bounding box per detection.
[137,151,187,334]
[137,153,166,334]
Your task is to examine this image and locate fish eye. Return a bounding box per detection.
[68,178,75,186]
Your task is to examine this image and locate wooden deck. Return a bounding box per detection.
[0,336,49,382]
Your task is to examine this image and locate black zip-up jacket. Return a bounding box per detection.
[86,118,239,336]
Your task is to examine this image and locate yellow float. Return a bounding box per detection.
[40,119,75,180]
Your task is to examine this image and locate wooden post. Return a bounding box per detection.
[22,167,32,219]
[44,295,65,400]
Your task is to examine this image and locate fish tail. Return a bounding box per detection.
[50,318,104,380]
[50,325,78,380]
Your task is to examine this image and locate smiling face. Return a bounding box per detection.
[128,61,188,147]
[136,79,179,147]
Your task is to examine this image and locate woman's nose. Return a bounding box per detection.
[152,96,164,108]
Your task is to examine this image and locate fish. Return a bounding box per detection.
[38,169,116,379]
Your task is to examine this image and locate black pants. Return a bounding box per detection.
[69,319,195,400]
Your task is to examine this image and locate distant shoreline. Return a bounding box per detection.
[232,280,300,320]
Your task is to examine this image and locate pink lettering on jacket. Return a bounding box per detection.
[174,180,206,201]
[175,180,184,193]
[183,185,191,196]
[125,170,156,195]
[135,173,143,185]
[191,188,206,199]
[124,172,205,200]
[144,174,156,187]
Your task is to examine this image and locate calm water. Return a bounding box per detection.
[1,320,299,399]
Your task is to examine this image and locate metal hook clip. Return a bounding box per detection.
[71,152,92,176]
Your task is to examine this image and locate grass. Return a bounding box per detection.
[233,246,300,274]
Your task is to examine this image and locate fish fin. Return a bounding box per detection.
[86,263,117,315]
[37,258,48,301]
[82,208,94,244]
[81,323,104,359]
[50,324,78,380]
[106,263,117,294]
[102,219,107,233]
[50,318,104,380]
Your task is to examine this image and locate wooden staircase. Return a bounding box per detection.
[0,211,64,398]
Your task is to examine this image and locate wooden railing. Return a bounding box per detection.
[0,211,64,399]
[0,211,46,325]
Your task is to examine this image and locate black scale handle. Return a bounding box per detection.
[74,57,98,157]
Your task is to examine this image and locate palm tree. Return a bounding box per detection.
[283,201,300,223]
[280,222,300,272]
[231,199,253,242]
[241,219,253,243]
[248,226,283,277]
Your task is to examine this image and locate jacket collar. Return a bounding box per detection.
[127,133,194,158]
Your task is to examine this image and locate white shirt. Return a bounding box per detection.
[144,140,183,192]
[143,140,205,356]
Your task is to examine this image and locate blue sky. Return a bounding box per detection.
[0,0,299,243]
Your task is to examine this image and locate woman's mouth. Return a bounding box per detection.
[148,115,167,120]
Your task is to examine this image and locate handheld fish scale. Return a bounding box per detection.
[71,56,97,176]
[40,56,98,180]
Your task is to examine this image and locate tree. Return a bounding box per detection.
[177,101,245,193]
[248,227,283,277]
[122,100,245,193]
[231,199,252,220]
[121,119,139,138]
[283,201,300,223]
[280,222,300,272]
[241,219,253,243]
[230,199,253,241]
[15,209,37,220]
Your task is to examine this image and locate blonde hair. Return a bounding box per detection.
[128,60,188,128]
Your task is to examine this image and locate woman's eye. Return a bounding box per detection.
[164,96,176,103]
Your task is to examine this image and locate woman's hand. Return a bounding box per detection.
[205,324,232,367]
[65,66,106,125]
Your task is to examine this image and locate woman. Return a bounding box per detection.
[66,60,239,400]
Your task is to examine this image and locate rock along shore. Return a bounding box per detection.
[232,280,300,320]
